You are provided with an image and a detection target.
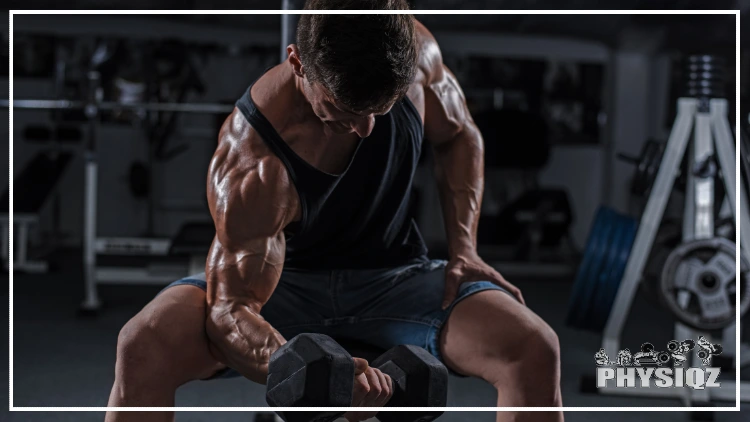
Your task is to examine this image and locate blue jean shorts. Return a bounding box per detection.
[161,258,511,378]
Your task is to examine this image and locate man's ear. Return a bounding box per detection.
[287,45,305,78]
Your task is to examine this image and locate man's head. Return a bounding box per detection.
[289,0,418,137]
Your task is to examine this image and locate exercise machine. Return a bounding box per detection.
[4,66,233,311]
[600,55,748,406]
[3,151,73,272]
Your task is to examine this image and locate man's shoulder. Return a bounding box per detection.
[216,108,279,167]
[413,19,442,86]
[209,109,298,230]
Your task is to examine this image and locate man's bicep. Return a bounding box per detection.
[206,155,298,309]
[207,231,286,308]
[416,25,474,146]
[423,65,474,146]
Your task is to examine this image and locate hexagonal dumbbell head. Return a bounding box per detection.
[371,344,448,422]
[266,333,355,419]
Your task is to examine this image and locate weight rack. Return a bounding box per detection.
[600,56,748,406]
[5,71,235,311]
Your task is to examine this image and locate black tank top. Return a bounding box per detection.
[235,84,428,270]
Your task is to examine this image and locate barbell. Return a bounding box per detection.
[0,99,235,114]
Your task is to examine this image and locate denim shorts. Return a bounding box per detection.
[161,258,511,378]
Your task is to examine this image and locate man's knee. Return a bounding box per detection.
[523,321,560,372]
[484,317,560,382]
[482,319,560,406]
[116,316,176,380]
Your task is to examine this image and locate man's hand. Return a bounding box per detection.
[343,357,393,422]
[442,252,525,309]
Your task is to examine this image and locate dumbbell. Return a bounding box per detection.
[370,344,448,422]
[266,333,448,422]
[266,333,354,422]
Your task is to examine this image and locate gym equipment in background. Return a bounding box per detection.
[494,189,574,262]
[473,108,577,279]
[617,139,666,198]
[4,21,306,312]
[169,222,216,276]
[566,206,637,331]
[2,151,73,272]
[79,70,230,312]
[659,237,750,331]
[595,55,748,406]
[3,64,233,312]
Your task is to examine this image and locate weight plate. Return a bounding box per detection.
[568,207,637,331]
[659,238,750,330]
[567,207,617,327]
[593,216,637,331]
[589,213,628,329]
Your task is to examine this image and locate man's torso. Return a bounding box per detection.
[219,66,429,269]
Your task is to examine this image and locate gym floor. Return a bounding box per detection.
[5,252,748,422]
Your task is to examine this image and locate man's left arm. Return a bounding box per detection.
[416,24,524,307]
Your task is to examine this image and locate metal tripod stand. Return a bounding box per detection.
[599,96,748,405]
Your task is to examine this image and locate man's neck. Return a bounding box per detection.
[256,63,316,134]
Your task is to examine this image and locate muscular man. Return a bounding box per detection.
[106,1,562,421]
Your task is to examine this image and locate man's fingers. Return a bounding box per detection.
[376,371,392,406]
[352,357,369,375]
[488,271,526,306]
[484,269,507,285]
[442,269,462,310]
[351,372,369,406]
[371,369,389,406]
[364,368,383,402]
[504,286,525,305]
[441,284,458,310]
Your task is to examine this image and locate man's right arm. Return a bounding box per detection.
[203,116,299,384]
[202,113,392,419]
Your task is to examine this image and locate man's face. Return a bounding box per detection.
[303,79,395,139]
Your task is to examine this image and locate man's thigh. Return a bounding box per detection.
[439,289,558,380]
[126,283,226,382]
[161,262,513,378]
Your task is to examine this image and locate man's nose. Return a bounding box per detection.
[352,115,376,138]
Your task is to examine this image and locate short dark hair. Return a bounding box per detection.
[296,0,418,113]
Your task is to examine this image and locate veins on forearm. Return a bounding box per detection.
[208,301,284,382]
[433,128,484,256]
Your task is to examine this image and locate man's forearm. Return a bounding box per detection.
[432,125,484,259]
[206,300,286,384]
